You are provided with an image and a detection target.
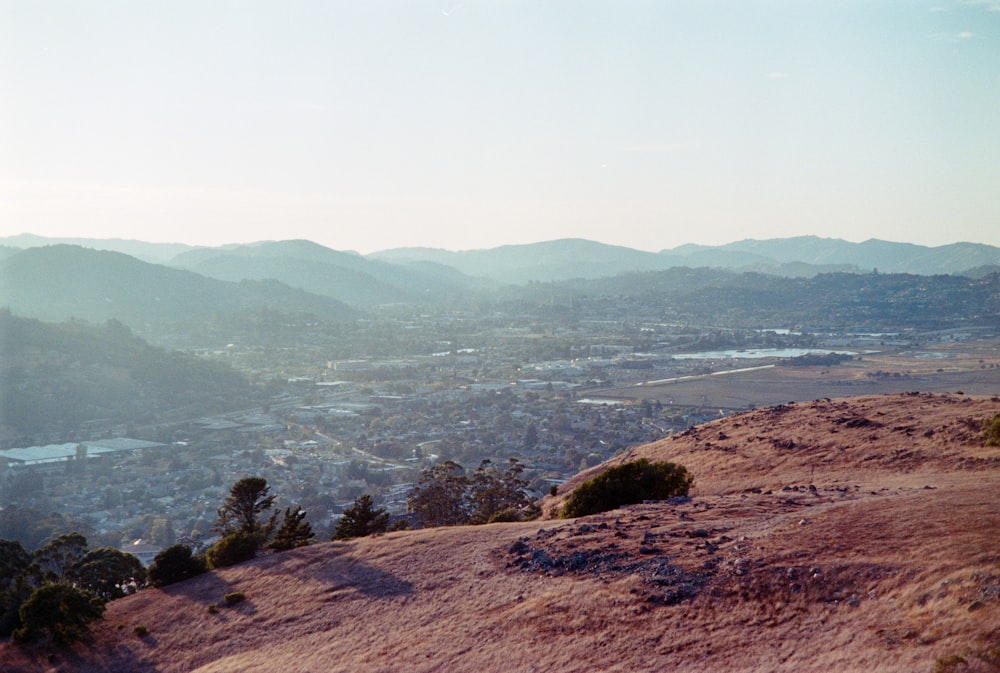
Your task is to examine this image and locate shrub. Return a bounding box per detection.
[205,532,259,569]
[486,509,522,523]
[561,458,693,518]
[13,583,105,644]
[983,414,1000,446]
[133,625,148,637]
[223,592,246,605]
[148,544,208,587]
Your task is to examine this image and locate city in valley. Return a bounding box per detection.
[2,237,997,560]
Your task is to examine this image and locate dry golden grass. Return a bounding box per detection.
[3,392,999,673]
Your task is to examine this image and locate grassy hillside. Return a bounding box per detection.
[2,393,998,672]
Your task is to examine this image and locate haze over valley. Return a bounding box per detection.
[3,1,1000,670]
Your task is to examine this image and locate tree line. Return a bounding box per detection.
[1,458,540,646]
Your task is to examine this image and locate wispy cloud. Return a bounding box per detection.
[931,30,977,42]
[764,72,789,80]
[957,0,1000,10]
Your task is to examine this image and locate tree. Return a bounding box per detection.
[407,461,470,527]
[468,459,533,524]
[0,539,42,637]
[333,495,389,540]
[561,459,694,518]
[33,532,88,583]
[1,471,44,507]
[13,583,105,644]
[69,548,147,602]
[215,476,277,541]
[149,517,176,548]
[523,423,539,450]
[268,506,315,551]
[147,544,207,587]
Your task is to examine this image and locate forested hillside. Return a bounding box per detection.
[0,245,357,337]
[0,312,259,445]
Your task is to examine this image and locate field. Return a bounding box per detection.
[603,338,1000,411]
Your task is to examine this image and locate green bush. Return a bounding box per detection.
[148,544,208,587]
[983,414,1000,446]
[486,509,522,523]
[133,625,148,637]
[205,532,259,569]
[13,583,105,644]
[561,458,693,518]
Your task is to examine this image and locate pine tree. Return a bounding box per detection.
[268,506,315,551]
[215,476,277,540]
[333,494,389,540]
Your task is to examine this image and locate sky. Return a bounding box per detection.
[1,0,999,254]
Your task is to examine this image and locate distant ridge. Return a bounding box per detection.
[3,233,998,285]
[0,245,357,337]
[371,236,1000,283]
[167,239,485,307]
[0,233,199,264]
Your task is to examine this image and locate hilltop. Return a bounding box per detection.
[2,392,999,673]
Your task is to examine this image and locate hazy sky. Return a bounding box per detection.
[2,1,998,253]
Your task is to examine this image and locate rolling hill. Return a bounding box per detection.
[372,236,1000,283]
[5,234,998,286]
[0,245,357,336]
[0,312,259,445]
[167,239,483,307]
[3,392,997,673]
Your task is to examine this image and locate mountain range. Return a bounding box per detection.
[370,236,1000,281]
[1,237,997,345]
[3,234,999,285]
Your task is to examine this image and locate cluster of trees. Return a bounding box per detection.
[0,475,317,646]
[1,533,146,642]
[0,456,701,647]
[407,459,537,526]
[204,476,314,569]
